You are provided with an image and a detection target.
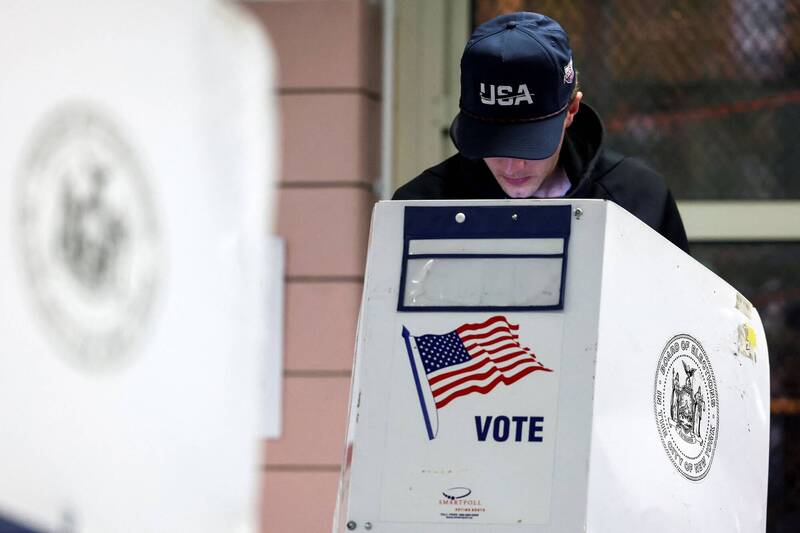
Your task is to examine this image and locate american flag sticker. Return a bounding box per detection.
[402,316,552,440]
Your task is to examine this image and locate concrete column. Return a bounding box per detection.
[245,1,380,531]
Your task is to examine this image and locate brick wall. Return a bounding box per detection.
[245,2,381,531]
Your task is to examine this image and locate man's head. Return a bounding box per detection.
[449,12,581,197]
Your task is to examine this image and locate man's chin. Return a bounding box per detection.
[502,186,537,199]
[498,177,543,199]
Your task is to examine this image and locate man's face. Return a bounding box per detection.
[483,92,582,198]
[483,134,563,198]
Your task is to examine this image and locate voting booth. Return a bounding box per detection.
[0,2,276,532]
[334,200,770,532]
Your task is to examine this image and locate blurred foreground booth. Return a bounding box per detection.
[0,1,276,532]
[335,200,770,532]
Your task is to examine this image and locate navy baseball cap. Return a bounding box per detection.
[450,12,577,160]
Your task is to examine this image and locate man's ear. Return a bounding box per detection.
[563,91,583,129]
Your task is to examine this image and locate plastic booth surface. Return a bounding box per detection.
[334,200,770,533]
[0,2,275,532]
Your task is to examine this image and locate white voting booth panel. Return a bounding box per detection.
[335,200,769,532]
[0,2,276,532]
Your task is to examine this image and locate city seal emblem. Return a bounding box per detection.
[17,104,162,372]
[654,334,719,481]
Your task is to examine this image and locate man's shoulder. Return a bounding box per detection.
[593,150,669,202]
[392,154,486,200]
[392,170,446,201]
[392,155,458,200]
[591,150,680,233]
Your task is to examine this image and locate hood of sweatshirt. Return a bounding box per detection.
[559,102,605,197]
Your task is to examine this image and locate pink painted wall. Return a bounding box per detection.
[245,1,381,531]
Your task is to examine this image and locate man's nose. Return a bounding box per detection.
[501,158,525,174]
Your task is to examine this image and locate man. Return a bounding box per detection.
[393,12,690,254]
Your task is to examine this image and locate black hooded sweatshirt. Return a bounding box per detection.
[393,103,690,254]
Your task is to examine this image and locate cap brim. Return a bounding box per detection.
[450,109,567,160]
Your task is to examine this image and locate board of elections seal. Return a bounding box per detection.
[16,104,162,372]
[654,334,719,481]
